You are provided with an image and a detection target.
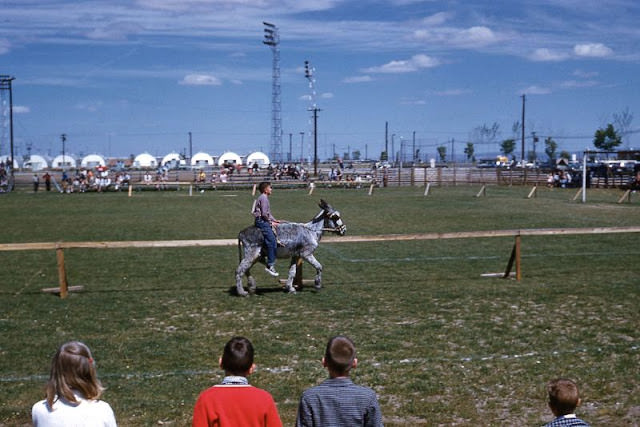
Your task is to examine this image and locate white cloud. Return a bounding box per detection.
[75,101,104,112]
[573,69,599,79]
[453,26,498,47]
[519,85,552,95]
[179,74,222,85]
[434,89,471,96]
[400,98,426,105]
[12,105,30,114]
[343,75,373,83]
[0,39,10,54]
[574,43,613,57]
[320,92,334,99]
[559,79,598,88]
[421,12,451,26]
[364,54,440,74]
[414,25,499,48]
[86,22,144,41]
[530,48,568,62]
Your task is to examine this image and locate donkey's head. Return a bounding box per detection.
[319,199,346,235]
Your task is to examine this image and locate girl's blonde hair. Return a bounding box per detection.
[45,341,104,408]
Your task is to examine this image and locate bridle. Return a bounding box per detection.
[322,210,346,234]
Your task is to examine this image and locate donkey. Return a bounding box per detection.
[235,199,346,296]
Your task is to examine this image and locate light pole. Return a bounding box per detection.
[304,60,321,176]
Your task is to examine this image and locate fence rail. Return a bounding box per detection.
[3,226,639,298]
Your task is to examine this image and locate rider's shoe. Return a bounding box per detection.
[265,265,279,277]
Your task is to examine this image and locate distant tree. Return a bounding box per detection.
[352,150,361,160]
[612,107,633,147]
[500,139,516,157]
[559,150,571,160]
[380,151,388,161]
[470,122,500,157]
[464,142,475,162]
[593,123,622,152]
[544,137,558,162]
[512,120,522,138]
[437,145,447,163]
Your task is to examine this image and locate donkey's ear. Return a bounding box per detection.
[319,199,328,209]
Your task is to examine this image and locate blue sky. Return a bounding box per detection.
[1,0,639,163]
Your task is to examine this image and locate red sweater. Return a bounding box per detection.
[193,384,282,427]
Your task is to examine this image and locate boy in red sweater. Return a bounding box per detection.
[193,336,282,427]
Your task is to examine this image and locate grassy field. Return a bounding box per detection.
[1,185,639,426]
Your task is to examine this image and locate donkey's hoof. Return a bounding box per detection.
[236,289,249,297]
[286,288,297,294]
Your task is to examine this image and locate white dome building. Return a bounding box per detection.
[133,153,158,169]
[52,154,77,169]
[161,152,186,169]
[23,155,49,171]
[191,152,214,168]
[0,155,20,169]
[80,154,107,169]
[218,151,242,167]
[246,151,270,169]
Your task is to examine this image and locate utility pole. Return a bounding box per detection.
[288,133,292,162]
[60,133,67,170]
[412,131,416,164]
[521,94,526,163]
[385,121,389,159]
[299,132,304,163]
[311,107,320,176]
[188,131,192,164]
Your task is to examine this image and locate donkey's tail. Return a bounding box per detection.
[237,237,243,263]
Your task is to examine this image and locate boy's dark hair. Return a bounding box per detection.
[324,335,356,375]
[221,336,254,376]
[258,181,271,194]
[547,378,580,415]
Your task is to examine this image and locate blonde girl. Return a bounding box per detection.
[32,341,116,426]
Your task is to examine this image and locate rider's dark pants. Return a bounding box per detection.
[255,218,277,267]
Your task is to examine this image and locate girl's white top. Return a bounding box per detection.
[32,391,116,427]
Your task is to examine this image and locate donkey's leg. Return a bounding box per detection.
[283,257,298,294]
[303,254,323,290]
[235,250,260,296]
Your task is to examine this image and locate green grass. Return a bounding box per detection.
[1,185,639,426]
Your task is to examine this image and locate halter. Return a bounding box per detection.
[322,210,346,234]
[309,208,346,234]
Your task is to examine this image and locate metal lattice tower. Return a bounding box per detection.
[1,75,15,184]
[263,22,282,164]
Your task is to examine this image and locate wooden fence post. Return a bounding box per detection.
[56,246,68,299]
[617,189,631,204]
[503,234,522,281]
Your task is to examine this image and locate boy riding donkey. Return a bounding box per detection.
[252,181,281,277]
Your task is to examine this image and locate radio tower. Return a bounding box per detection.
[263,22,282,164]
